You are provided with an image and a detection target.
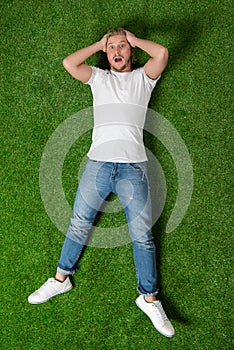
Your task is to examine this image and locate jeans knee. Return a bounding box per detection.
[67,214,93,244]
[133,237,155,252]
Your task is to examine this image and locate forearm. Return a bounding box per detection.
[63,41,102,68]
[131,37,168,59]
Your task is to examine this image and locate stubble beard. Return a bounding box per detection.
[111,58,131,72]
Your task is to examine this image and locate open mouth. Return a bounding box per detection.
[114,57,123,63]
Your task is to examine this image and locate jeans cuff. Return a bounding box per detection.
[57,266,75,276]
[138,288,158,297]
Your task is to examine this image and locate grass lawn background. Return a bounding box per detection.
[1,0,233,349]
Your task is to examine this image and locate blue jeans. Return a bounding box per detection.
[57,160,157,296]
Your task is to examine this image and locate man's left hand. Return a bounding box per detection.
[125,30,137,48]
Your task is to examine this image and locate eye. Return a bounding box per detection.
[109,45,114,50]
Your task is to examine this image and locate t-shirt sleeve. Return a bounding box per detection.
[84,66,105,86]
[84,66,97,86]
[141,67,161,91]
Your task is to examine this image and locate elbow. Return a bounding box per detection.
[158,47,168,66]
[153,47,169,64]
[62,57,76,72]
[162,47,169,61]
[62,57,70,69]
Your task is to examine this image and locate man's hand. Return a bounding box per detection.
[124,30,137,48]
[99,34,108,52]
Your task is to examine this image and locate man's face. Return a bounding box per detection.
[106,35,132,72]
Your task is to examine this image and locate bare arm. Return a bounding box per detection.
[63,35,107,83]
[125,31,168,80]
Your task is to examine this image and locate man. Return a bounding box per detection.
[28,28,175,338]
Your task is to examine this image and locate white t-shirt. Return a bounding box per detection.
[85,67,160,162]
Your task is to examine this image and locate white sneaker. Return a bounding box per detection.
[28,277,73,304]
[136,295,175,337]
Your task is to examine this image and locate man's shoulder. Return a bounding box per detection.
[132,67,144,75]
[85,66,108,85]
[131,67,149,81]
[93,66,110,74]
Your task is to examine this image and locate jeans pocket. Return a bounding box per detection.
[130,162,147,171]
[129,162,147,181]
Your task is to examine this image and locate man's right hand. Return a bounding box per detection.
[99,34,108,52]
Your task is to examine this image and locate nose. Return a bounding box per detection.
[115,46,120,55]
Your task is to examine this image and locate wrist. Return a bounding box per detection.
[130,36,140,48]
[95,40,103,52]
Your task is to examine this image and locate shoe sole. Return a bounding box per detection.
[28,286,73,305]
[135,299,174,338]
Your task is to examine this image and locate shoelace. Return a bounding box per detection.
[152,301,168,322]
[39,278,55,291]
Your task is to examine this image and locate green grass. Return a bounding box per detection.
[1,0,233,349]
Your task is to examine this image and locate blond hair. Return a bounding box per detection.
[106,28,127,41]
